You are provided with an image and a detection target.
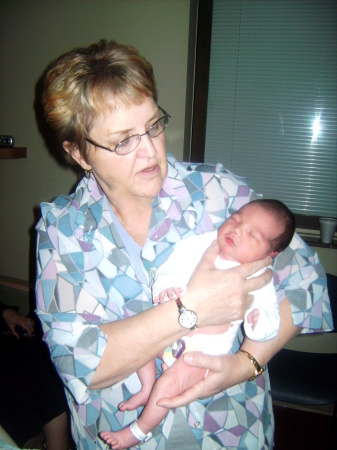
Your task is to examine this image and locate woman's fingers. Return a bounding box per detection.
[240,255,271,276]
[237,255,271,278]
[183,351,223,372]
[239,257,272,293]
[157,379,207,408]
[157,352,228,408]
[198,240,220,266]
[186,247,272,326]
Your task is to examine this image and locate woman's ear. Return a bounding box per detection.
[270,251,279,258]
[63,141,92,171]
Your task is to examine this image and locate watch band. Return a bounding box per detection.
[239,349,265,381]
[175,296,184,311]
[174,297,197,330]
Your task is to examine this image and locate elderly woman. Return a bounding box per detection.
[35,40,332,450]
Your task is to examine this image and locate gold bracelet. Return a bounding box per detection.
[239,349,265,381]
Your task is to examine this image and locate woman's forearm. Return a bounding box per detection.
[89,299,186,389]
[89,250,272,390]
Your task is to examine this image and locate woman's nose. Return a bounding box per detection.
[137,134,157,157]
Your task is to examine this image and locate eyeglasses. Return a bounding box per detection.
[85,106,171,156]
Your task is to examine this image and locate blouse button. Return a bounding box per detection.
[194,421,201,428]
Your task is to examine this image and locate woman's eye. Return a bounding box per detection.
[151,121,159,130]
[106,140,119,149]
[118,138,131,148]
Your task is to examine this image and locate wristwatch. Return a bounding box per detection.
[175,297,197,330]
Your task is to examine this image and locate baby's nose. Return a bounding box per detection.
[231,226,241,237]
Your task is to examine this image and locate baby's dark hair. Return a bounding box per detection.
[248,199,296,253]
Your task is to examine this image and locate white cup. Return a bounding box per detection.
[319,217,337,244]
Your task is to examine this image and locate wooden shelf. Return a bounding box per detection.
[0,275,33,293]
[0,147,27,159]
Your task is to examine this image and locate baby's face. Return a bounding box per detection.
[217,203,284,263]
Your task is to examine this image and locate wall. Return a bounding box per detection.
[0,0,191,281]
[2,0,335,283]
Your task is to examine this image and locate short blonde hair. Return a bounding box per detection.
[42,39,158,163]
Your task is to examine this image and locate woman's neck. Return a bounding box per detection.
[107,196,154,246]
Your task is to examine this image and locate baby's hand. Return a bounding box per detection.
[246,308,260,330]
[153,287,183,304]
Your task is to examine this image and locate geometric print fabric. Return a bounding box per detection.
[36,154,332,449]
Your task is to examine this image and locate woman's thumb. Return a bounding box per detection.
[183,351,210,368]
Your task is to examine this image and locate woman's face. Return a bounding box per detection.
[70,98,168,205]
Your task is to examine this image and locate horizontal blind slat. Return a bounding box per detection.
[205,0,337,217]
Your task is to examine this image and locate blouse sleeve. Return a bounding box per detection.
[272,233,333,333]
[35,216,115,404]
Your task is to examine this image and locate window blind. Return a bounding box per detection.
[204,0,337,217]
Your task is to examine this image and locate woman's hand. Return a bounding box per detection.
[157,298,300,408]
[2,308,36,339]
[183,241,272,328]
[157,351,253,408]
[92,242,271,390]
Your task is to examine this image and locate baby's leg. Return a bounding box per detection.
[118,359,156,411]
[100,357,207,449]
[137,356,207,432]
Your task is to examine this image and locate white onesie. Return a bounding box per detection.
[152,231,279,365]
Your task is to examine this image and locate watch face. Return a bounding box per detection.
[179,310,197,329]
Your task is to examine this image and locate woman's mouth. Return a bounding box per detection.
[138,164,159,177]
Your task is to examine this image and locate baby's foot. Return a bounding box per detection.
[118,389,151,411]
[100,426,139,450]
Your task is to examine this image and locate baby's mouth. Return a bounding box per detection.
[225,236,235,246]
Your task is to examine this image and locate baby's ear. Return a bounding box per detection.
[270,251,279,258]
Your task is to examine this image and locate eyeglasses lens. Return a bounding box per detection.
[116,115,169,155]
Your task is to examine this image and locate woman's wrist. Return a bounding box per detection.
[236,348,260,381]
[238,349,265,381]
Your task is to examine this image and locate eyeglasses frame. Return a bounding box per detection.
[85,106,171,156]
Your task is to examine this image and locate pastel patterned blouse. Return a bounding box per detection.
[35,154,332,449]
